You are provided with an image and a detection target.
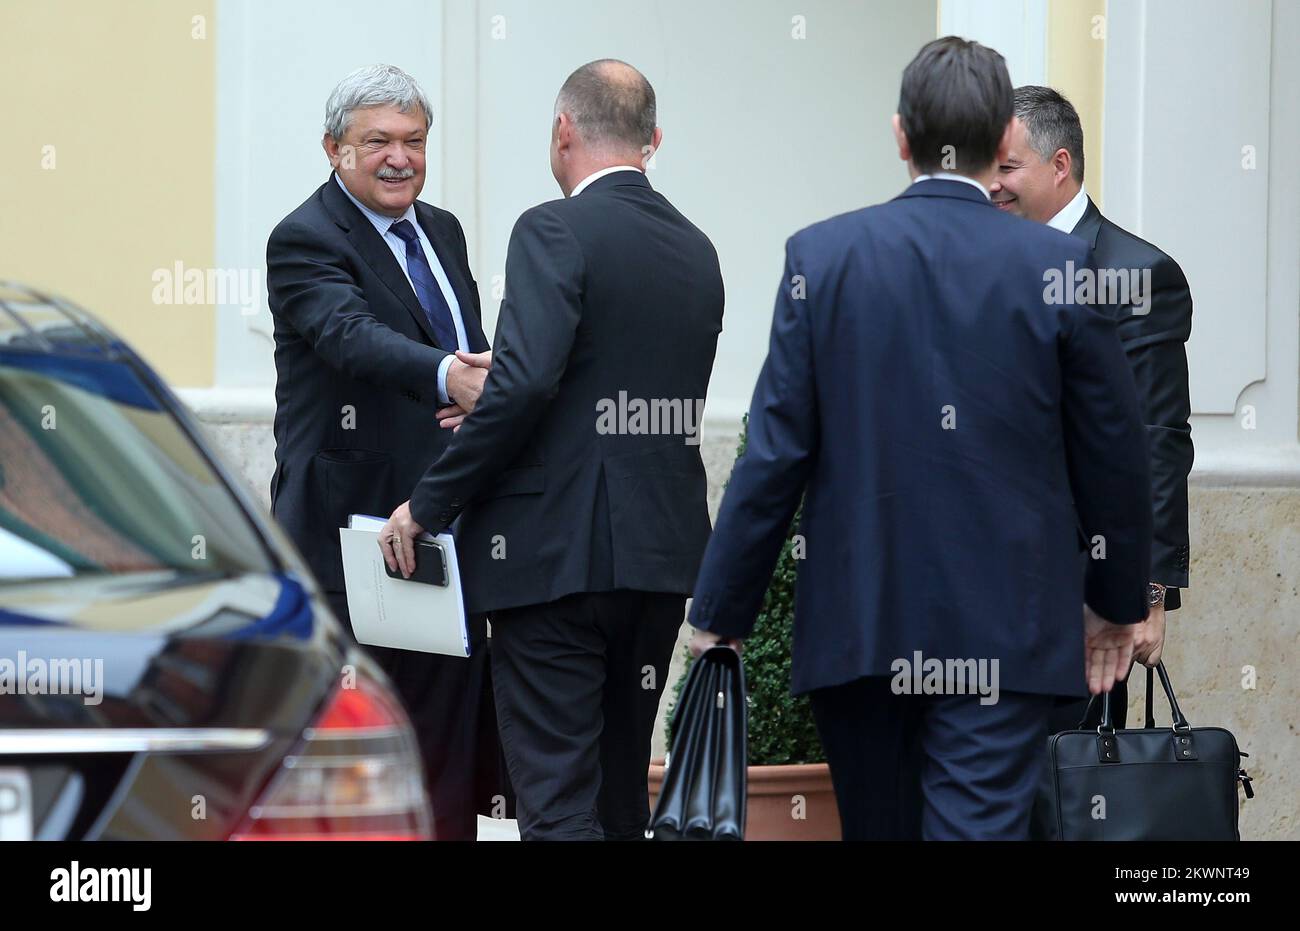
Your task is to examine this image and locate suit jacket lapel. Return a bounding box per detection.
[321,176,439,345]
[416,204,489,352]
[1071,197,1104,250]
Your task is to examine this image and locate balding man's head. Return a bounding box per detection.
[554,59,657,154]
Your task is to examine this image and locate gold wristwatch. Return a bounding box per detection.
[1148,582,1167,607]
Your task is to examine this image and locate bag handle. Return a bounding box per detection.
[1099,661,1190,733]
[1144,664,1156,728]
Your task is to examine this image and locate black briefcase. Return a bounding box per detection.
[646,646,748,841]
[1042,662,1254,840]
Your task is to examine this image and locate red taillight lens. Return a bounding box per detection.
[230,667,433,841]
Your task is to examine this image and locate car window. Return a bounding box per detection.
[0,352,274,582]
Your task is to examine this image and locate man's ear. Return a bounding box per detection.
[554,113,575,156]
[322,134,340,168]
[891,113,911,163]
[1053,147,1073,187]
[639,126,664,169]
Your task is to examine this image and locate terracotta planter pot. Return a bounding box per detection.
[647,758,841,841]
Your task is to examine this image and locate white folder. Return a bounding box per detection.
[338,514,470,657]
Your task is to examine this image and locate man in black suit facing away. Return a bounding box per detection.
[993,86,1194,729]
[266,65,498,840]
[688,38,1153,840]
[380,60,724,840]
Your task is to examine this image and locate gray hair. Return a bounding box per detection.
[324,64,432,141]
[1013,85,1085,184]
[555,59,656,152]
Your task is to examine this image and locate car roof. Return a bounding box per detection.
[0,280,123,359]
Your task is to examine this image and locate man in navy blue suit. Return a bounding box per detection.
[688,37,1154,840]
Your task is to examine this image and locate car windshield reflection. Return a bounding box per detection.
[0,352,273,583]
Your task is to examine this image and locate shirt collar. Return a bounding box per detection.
[912,172,990,200]
[1047,185,1090,234]
[334,172,418,236]
[570,165,642,198]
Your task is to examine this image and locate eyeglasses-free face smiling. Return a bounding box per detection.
[325,104,428,218]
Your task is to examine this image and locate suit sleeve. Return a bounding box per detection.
[266,220,450,403]
[1059,252,1154,625]
[689,240,819,639]
[1116,255,1193,608]
[408,205,583,532]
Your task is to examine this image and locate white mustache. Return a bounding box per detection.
[376,167,415,180]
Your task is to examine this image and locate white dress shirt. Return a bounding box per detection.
[570,165,643,197]
[334,174,468,404]
[1046,185,1090,235]
[912,172,991,199]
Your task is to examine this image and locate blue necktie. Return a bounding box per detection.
[389,219,460,351]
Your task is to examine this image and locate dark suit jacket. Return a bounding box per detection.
[266,175,488,592]
[690,179,1153,698]
[409,170,724,615]
[1072,197,1193,609]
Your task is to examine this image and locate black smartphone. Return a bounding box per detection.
[385,539,449,587]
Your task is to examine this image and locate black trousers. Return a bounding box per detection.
[327,591,508,841]
[809,676,1056,840]
[489,590,685,841]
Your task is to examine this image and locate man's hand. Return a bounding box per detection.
[1132,600,1167,668]
[377,500,426,579]
[445,350,492,414]
[1083,604,1138,695]
[689,628,744,658]
[436,403,467,432]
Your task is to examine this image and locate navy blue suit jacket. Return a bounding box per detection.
[690,179,1152,698]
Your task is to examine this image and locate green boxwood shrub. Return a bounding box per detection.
[669,417,825,766]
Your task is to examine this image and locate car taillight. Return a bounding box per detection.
[230,665,433,841]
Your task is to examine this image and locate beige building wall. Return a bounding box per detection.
[0,0,217,387]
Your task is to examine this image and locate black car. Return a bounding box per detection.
[0,282,433,840]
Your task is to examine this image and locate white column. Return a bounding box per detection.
[939,0,1048,86]
[1104,0,1300,476]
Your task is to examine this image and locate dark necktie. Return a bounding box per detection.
[389,219,460,350]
